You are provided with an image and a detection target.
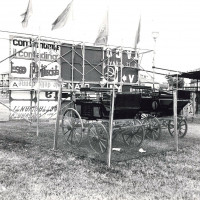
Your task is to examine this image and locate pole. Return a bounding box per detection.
[107,87,115,167]
[36,34,41,136]
[152,32,159,91]
[120,47,123,92]
[196,79,198,115]
[173,89,178,151]
[54,81,62,150]
[192,92,196,118]
[152,47,156,92]
[152,66,155,92]
[82,42,85,87]
[72,45,74,91]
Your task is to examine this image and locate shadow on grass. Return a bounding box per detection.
[58,121,200,164]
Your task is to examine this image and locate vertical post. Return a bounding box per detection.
[82,43,85,87]
[72,45,74,91]
[30,90,33,122]
[54,81,62,150]
[173,89,178,151]
[30,37,34,123]
[152,66,155,92]
[102,47,105,77]
[36,35,41,136]
[106,49,110,88]
[192,92,196,117]
[107,87,115,167]
[120,47,123,92]
[196,79,198,114]
[152,32,159,91]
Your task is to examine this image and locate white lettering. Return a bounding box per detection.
[106,49,112,58]
[116,49,122,58]
[129,75,135,83]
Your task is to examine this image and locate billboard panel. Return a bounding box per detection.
[10,36,60,80]
[61,44,139,91]
[10,100,57,120]
[9,78,60,91]
[10,90,58,120]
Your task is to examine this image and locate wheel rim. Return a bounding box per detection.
[168,119,187,138]
[62,108,83,146]
[143,116,161,140]
[88,122,108,154]
[122,119,144,147]
[178,119,187,137]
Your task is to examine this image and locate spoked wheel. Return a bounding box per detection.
[168,118,188,138]
[122,119,144,147]
[88,122,108,154]
[62,108,83,146]
[143,116,161,140]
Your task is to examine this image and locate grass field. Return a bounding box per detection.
[0,120,200,200]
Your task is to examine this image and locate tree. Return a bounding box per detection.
[165,75,184,89]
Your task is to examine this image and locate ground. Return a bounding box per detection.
[0,119,200,200]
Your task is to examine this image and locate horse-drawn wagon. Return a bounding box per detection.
[61,85,191,154]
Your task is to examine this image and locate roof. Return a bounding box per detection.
[173,70,200,79]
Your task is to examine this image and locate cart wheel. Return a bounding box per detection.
[168,118,188,138]
[122,119,144,147]
[61,101,75,116]
[88,122,108,154]
[62,108,83,146]
[143,116,161,140]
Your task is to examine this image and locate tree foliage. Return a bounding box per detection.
[165,75,184,88]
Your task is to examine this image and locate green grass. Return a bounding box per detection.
[0,120,200,199]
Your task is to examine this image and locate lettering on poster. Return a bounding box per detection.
[10,105,57,119]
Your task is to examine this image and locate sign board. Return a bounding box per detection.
[9,78,60,91]
[61,44,139,91]
[10,100,57,120]
[10,90,59,101]
[10,36,60,80]
[10,90,58,120]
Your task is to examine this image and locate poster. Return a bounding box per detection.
[10,36,60,79]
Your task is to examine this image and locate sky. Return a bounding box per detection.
[0,0,200,82]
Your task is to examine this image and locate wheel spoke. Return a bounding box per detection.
[88,122,108,154]
[62,108,83,146]
[63,129,70,135]
[99,141,106,153]
[133,134,141,145]
[124,133,132,144]
[90,128,97,137]
[66,131,72,142]
[99,140,106,149]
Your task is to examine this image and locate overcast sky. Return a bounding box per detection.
[0,0,200,82]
